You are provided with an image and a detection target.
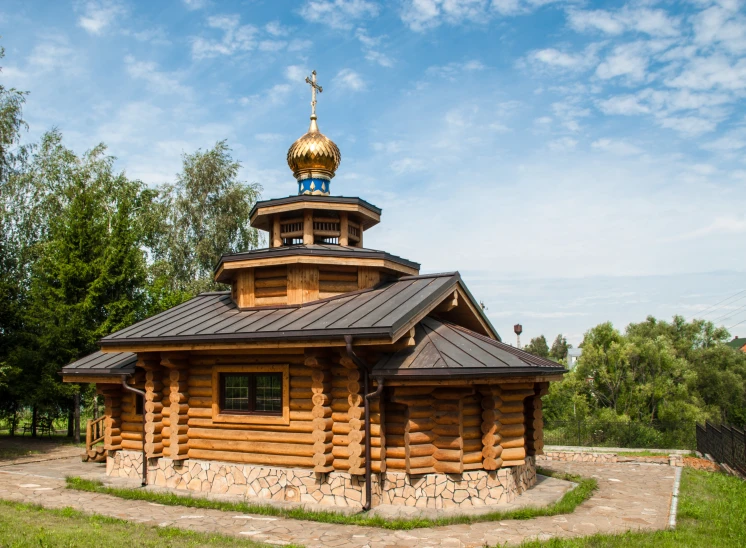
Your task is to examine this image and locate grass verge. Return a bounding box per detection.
[518,468,746,547]
[66,467,596,530]
[0,498,287,548]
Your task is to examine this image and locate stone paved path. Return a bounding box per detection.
[0,457,677,548]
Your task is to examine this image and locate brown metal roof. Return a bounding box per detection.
[250,195,382,217]
[373,317,566,378]
[100,273,467,348]
[61,351,136,376]
[215,244,420,276]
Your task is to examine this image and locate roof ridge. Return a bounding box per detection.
[399,271,460,281]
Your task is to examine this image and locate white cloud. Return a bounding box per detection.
[191,14,257,59]
[673,217,746,241]
[665,55,746,91]
[182,0,208,10]
[591,138,642,156]
[692,4,746,54]
[356,28,394,67]
[124,55,192,98]
[595,42,649,81]
[597,95,650,115]
[77,0,125,35]
[658,116,718,136]
[265,21,289,36]
[425,59,484,81]
[530,48,589,69]
[285,65,308,83]
[299,0,379,30]
[568,7,679,37]
[548,136,577,151]
[334,68,365,91]
[401,0,560,30]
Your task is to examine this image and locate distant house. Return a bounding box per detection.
[726,337,746,353]
[567,348,582,369]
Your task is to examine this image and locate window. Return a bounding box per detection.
[211,365,290,425]
[220,373,282,415]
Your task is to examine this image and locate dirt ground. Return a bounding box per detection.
[0,435,84,463]
[684,456,720,472]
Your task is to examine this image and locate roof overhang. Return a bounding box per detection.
[250,196,382,231]
[214,247,419,283]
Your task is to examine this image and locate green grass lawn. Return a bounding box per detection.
[519,468,746,547]
[66,468,596,530]
[0,499,285,548]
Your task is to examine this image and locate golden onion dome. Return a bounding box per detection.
[287,116,341,183]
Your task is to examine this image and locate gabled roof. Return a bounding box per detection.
[61,351,136,376]
[99,272,495,349]
[215,244,419,282]
[373,317,565,378]
[726,337,746,350]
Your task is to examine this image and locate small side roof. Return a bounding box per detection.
[215,244,420,282]
[61,351,136,376]
[373,317,565,379]
[100,272,498,349]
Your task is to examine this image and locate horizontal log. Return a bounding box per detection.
[145,443,163,455]
[500,436,525,449]
[433,461,463,474]
[406,431,436,445]
[121,440,143,450]
[187,418,315,432]
[408,456,435,470]
[499,389,535,401]
[432,435,463,450]
[189,438,315,457]
[188,427,314,444]
[319,280,358,293]
[407,418,435,432]
[463,415,481,428]
[463,451,482,464]
[502,459,526,467]
[105,435,123,446]
[497,412,525,425]
[144,422,163,434]
[313,453,334,468]
[187,407,213,418]
[188,397,212,408]
[431,387,475,400]
[463,438,482,452]
[433,448,461,462]
[121,422,142,433]
[188,387,212,398]
[463,425,482,439]
[433,424,459,437]
[501,447,526,461]
[291,400,313,411]
[500,424,526,438]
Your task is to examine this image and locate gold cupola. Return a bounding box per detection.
[287,70,341,196]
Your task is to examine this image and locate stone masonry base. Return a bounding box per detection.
[538,451,684,467]
[107,450,536,509]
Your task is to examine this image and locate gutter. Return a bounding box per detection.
[344,335,384,512]
[121,375,147,487]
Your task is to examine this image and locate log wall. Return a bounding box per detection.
[106,347,546,476]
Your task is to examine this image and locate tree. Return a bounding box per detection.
[5,132,148,435]
[145,141,262,300]
[523,335,549,358]
[549,334,571,361]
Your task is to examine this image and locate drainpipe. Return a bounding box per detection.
[121,375,147,487]
[344,335,384,511]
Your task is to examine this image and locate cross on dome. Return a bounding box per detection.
[287,69,341,196]
[305,70,323,119]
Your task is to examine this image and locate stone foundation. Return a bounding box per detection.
[107,450,536,509]
[539,451,684,467]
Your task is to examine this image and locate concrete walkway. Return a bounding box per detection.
[0,456,678,547]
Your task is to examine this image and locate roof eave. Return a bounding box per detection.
[373,367,568,379]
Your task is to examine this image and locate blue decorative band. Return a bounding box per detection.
[298,178,330,196]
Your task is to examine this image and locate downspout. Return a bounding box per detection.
[121,375,147,487]
[344,335,384,511]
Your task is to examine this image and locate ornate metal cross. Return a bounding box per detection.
[305,70,323,118]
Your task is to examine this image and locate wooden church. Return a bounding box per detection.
[63,71,565,510]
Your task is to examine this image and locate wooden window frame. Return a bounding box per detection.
[211,365,289,425]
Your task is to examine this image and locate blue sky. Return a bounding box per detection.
[3,0,746,345]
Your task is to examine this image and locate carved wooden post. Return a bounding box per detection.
[101,387,122,451]
[139,354,164,458]
[306,352,333,473]
[480,387,502,470]
[162,353,189,460]
[525,382,549,456]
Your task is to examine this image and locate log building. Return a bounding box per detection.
[63,71,565,510]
